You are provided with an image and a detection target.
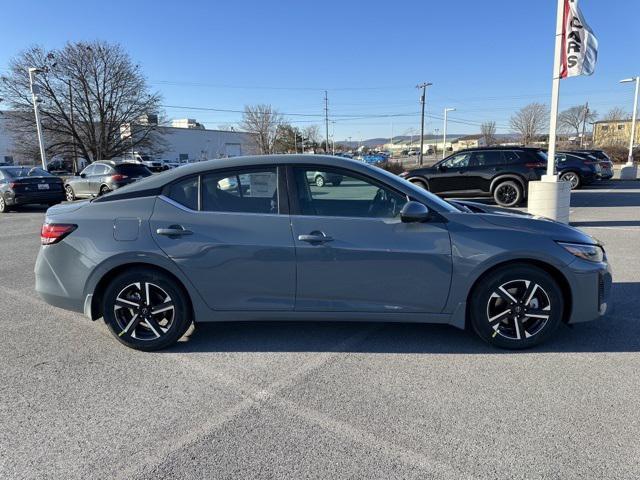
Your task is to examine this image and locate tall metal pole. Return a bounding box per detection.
[627,77,639,165]
[324,90,330,154]
[416,82,432,166]
[544,0,565,180]
[443,107,456,159]
[580,102,589,148]
[28,68,47,169]
[68,81,79,174]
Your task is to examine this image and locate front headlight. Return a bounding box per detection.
[557,241,604,262]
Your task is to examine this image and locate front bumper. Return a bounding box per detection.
[566,260,612,323]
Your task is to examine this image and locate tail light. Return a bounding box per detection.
[41,223,77,245]
[525,162,546,168]
[583,160,598,165]
[9,182,24,189]
[110,174,128,181]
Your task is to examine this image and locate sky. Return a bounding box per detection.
[0,0,638,141]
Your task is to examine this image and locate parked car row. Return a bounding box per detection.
[400,147,615,207]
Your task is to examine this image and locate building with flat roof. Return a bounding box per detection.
[593,119,640,147]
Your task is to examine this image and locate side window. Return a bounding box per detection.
[201,168,278,214]
[81,165,95,176]
[442,152,471,169]
[471,151,504,167]
[556,154,567,163]
[293,167,407,218]
[503,151,520,164]
[167,176,199,210]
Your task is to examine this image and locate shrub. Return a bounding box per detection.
[375,160,405,175]
[600,145,640,163]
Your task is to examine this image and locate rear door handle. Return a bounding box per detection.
[157,225,193,237]
[298,231,333,244]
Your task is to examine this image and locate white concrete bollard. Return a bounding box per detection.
[527,179,571,224]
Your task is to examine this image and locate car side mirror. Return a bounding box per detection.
[437,164,446,172]
[400,201,430,223]
[80,173,86,178]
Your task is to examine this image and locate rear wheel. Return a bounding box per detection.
[315,175,325,187]
[331,179,342,187]
[102,268,192,351]
[65,185,75,202]
[470,264,563,349]
[493,180,523,207]
[0,196,8,213]
[560,171,581,190]
[99,185,111,196]
[410,179,429,190]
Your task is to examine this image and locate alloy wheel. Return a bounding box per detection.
[561,172,580,189]
[495,184,518,206]
[486,279,552,341]
[113,282,175,341]
[65,186,75,201]
[315,176,325,187]
[0,196,6,213]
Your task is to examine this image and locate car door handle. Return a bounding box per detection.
[298,232,333,244]
[157,225,193,237]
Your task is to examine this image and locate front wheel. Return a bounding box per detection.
[0,195,8,213]
[102,268,192,351]
[314,175,325,187]
[65,185,76,202]
[493,180,523,207]
[470,264,563,349]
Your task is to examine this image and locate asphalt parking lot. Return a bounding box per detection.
[1,181,639,479]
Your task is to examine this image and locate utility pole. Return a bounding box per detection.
[324,90,330,154]
[580,102,589,148]
[416,82,432,166]
[68,81,79,174]
[28,68,47,169]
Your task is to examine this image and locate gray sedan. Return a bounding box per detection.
[35,155,612,351]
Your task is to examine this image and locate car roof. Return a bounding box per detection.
[99,155,387,196]
[454,146,541,153]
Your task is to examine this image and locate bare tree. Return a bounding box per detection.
[509,103,549,145]
[480,121,497,146]
[240,104,282,154]
[603,107,630,121]
[558,105,598,136]
[302,125,321,148]
[0,41,164,165]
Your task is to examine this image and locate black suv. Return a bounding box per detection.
[400,147,547,207]
[64,161,152,201]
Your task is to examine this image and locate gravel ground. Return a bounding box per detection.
[1,180,639,479]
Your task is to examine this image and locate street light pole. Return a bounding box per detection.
[416,82,432,166]
[28,68,47,169]
[443,107,456,159]
[620,77,639,167]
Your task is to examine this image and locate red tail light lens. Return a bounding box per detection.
[110,174,128,181]
[583,160,598,165]
[9,182,24,189]
[525,162,546,168]
[41,223,77,245]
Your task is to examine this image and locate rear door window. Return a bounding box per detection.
[470,151,504,166]
[201,168,278,214]
[503,151,521,164]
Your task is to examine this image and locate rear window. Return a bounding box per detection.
[2,167,52,178]
[115,164,152,176]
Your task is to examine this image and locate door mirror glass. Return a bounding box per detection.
[80,173,86,178]
[400,201,430,223]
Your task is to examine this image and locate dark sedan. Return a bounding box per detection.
[572,149,614,179]
[556,152,601,189]
[0,166,65,213]
[64,161,152,200]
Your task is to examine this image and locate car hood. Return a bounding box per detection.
[450,200,599,245]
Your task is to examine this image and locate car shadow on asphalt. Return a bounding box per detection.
[165,282,640,355]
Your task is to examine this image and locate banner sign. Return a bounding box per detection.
[560,0,598,78]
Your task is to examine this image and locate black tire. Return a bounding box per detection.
[102,268,192,351]
[0,196,8,213]
[315,175,325,187]
[493,180,523,207]
[410,178,429,190]
[99,185,111,196]
[65,185,76,202]
[331,179,342,187]
[470,264,563,349]
[560,171,581,190]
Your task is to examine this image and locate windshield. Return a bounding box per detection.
[3,167,52,178]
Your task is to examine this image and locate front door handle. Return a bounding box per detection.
[298,231,333,244]
[157,225,193,237]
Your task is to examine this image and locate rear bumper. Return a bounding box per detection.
[567,260,612,324]
[6,191,65,205]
